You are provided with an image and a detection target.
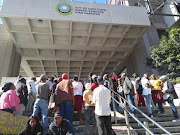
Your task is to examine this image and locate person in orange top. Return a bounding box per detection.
[150,74,162,106]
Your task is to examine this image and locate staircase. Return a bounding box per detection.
[24,105,180,135]
[115,106,180,135]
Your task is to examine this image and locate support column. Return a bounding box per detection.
[126,25,160,77]
[0,39,22,81]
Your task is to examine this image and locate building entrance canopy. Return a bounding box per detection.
[0,0,150,81]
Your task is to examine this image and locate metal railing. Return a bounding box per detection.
[111,89,172,135]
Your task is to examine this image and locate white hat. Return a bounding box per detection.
[85,83,91,90]
[121,73,126,78]
[159,75,167,80]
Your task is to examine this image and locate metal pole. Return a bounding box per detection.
[112,92,117,124]
[111,96,154,135]
[111,90,172,135]
[124,103,131,135]
[144,121,150,135]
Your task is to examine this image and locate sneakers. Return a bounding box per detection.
[172,119,180,122]
[148,114,153,117]
[158,112,168,117]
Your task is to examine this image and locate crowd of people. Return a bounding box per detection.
[0,71,179,135]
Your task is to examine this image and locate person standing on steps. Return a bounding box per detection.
[26,77,37,113]
[158,75,179,122]
[150,74,163,106]
[121,73,136,115]
[32,74,51,135]
[55,73,74,124]
[15,78,28,115]
[91,74,99,91]
[141,73,158,117]
[72,75,83,121]
[83,83,96,135]
[132,73,145,107]
[93,76,112,135]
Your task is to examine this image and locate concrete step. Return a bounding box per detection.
[118,108,180,115]
[135,126,180,134]
[116,116,174,123]
[118,121,180,129]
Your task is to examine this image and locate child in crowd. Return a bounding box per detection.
[19,116,43,135]
[83,83,96,135]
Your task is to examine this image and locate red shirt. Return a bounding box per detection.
[91,83,99,91]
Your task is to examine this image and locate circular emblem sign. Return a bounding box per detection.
[56,3,73,16]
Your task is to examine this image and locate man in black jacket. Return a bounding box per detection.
[15,78,28,115]
[49,111,74,135]
[158,75,179,121]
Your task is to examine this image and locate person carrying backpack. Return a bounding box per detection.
[132,73,145,106]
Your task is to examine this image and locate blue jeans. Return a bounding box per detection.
[126,94,136,114]
[84,106,96,134]
[60,101,73,124]
[158,97,179,119]
[150,94,158,110]
[32,98,48,134]
[110,95,119,112]
[143,94,152,115]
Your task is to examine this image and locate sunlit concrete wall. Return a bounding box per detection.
[0,25,21,81]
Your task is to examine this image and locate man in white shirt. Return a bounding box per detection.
[25,77,37,112]
[141,73,158,117]
[93,76,112,135]
[158,75,179,122]
[72,75,83,121]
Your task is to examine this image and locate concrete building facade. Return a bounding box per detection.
[0,0,179,82]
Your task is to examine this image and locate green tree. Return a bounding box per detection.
[147,28,180,79]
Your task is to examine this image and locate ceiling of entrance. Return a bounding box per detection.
[0,0,150,80]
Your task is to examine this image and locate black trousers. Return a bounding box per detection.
[95,114,112,135]
[2,108,13,113]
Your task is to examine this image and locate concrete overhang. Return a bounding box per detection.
[0,0,150,80]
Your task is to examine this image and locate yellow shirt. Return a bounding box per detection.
[83,89,95,107]
[150,79,161,91]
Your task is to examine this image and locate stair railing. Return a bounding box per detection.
[110,89,172,135]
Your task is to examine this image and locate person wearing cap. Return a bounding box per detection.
[93,76,112,135]
[158,75,179,121]
[32,74,51,134]
[83,83,96,135]
[91,74,99,91]
[55,73,74,124]
[132,73,145,107]
[72,75,83,121]
[121,73,136,115]
[15,77,28,115]
[49,111,74,135]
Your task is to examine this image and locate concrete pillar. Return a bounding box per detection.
[125,25,160,77]
[0,39,21,81]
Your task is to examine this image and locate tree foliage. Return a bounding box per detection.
[147,28,180,79]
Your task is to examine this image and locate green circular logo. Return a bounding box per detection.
[56,2,73,16]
